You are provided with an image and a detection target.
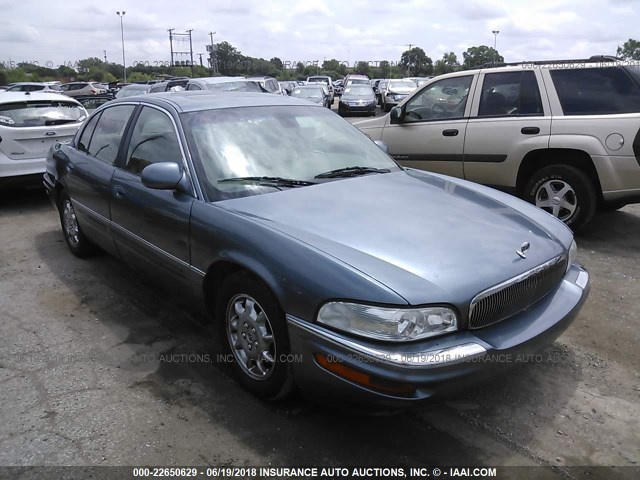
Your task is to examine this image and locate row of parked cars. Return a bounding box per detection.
[8,55,639,408]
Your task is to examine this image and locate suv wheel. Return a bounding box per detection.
[216,272,294,401]
[58,192,97,257]
[523,164,597,231]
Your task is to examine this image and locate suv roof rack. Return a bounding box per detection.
[471,55,625,70]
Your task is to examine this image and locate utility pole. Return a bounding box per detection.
[103,50,108,63]
[168,29,175,67]
[187,29,194,77]
[492,30,500,63]
[198,53,204,67]
[209,31,217,75]
[116,11,126,83]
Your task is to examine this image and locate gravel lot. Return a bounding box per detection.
[0,174,638,478]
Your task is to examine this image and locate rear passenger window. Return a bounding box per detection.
[478,71,542,116]
[187,84,202,91]
[550,67,640,115]
[125,107,182,175]
[87,105,135,164]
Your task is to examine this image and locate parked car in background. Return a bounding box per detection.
[147,78,190,93]
[306,75,334,101]
[343,75,370,88]
[186,77,265,93]
[246,76,282,94]
[2,82,62,93]
[289,85,331,108]
[115,84,152,99]
[381,79,418,112]
[375,79,389,105]
[404,77,433,88]
[60,82,108,97]
[333,79,344,96]
[338,85,377,116]
[74,95,114,113]
[279,81,297,95]
[0,92,87,187]
[354,56,640,230]
[149,81,169,93]
[43,90,589,407]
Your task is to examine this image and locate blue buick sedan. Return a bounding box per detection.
[44,91,590,407]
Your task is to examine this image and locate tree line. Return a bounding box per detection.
[2,38,639,85]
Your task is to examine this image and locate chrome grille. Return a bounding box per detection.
[469,256,567,329]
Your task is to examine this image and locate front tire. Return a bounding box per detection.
[58,192,97,258]
[216,272,293,401]
[523,164,597,232]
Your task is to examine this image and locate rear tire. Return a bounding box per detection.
[216,272,294,401]
[57,192,98,258]
[523,164,597,232]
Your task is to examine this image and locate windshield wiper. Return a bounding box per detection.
[217,176,316,188]
[314,166,391,179]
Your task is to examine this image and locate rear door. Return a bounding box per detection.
[109,105,195,288]
[463,70,551,189]
[380,74,476,178]
[64,104,136,253]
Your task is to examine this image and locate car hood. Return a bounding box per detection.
[218,171,570,306]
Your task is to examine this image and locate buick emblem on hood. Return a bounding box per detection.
[517,242,531,259]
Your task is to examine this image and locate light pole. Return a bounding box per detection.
[492,30,500,62]
[116,11,127,83]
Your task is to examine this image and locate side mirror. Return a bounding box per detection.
[389,106,404,124]
[141,162,185,191]
[374,140,389,154]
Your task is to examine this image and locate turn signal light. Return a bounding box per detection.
[314,353,416,397]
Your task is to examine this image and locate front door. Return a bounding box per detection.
[380,74,476,179]
[109,105,195,289]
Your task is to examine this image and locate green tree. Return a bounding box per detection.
[462,45,503,69]
[296,62,305,74]
[322,59,340,71]
[127,72,154,82]
[400,47,433,76]
[433,51,460,76]
[617,39,640,60]
[354,61,370,76]
[6,68,28,83]
[215,41,243,75]
[270,57,283,70]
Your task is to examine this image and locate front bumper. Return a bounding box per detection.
[287,264,590,408]
[338,103,376,115]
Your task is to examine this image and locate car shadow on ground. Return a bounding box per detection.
[577,207,640,254]
[32,218,582,468]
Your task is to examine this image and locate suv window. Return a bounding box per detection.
[550,67,640,115]
[187,83,202,91]
[87,105,135,164]
[404,75,473,121]
[125,107,182,175]
[478,71,542,116]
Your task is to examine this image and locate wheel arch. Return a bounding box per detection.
[201,257,284,323]
[516,148,603,202]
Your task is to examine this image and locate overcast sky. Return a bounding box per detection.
[0,0,637,69]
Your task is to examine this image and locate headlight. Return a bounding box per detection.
[317,302,458,342]
[567,239,577,272]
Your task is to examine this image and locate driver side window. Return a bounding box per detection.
[404,75,473,122]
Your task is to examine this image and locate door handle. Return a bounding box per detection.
[112,185,126,200]
[442,129,459,137]
[521,127,540,135]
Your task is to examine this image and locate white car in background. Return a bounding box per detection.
[0,92,87,187]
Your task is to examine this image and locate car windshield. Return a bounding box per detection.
[347,79,369,85]
[0,100,86,127]
[308,78,329,85]
[388,81,416,90]
[343,86,373,97]
[292,88,323,98]
[206,81,262,92]
[182,105,398,199]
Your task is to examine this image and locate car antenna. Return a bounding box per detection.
[25,91,31,95]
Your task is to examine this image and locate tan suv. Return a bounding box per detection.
[60,82,108,97]
[355,56,640,231]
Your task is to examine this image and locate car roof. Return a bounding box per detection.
[190,76,247,84]
[0,92,83,104]
[114,91,322,112]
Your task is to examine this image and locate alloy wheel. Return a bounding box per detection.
[535,179,577,221]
